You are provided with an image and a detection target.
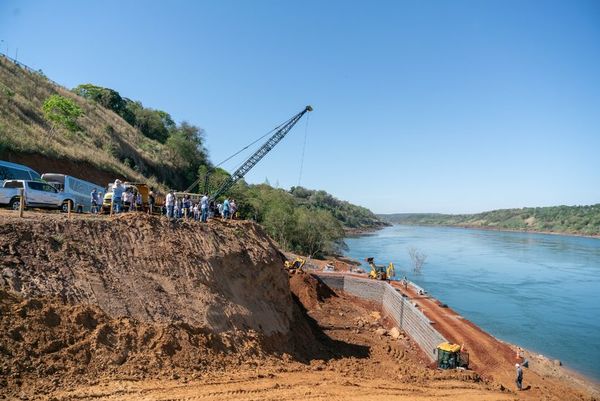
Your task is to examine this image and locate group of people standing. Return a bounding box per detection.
[164,190,238,222]
[102,179,144,213]
[94,180,239,222]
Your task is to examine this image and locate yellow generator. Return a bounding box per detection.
[366,257,395,281]
[436,342,469,369]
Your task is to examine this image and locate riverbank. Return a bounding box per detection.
[343,224,600,388]
[394,222,600,240]
[343,223,390,237]
[311,269,600,399]
[286,252,600,396]
[379,205,600,238]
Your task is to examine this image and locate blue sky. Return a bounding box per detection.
[1,0,599,213]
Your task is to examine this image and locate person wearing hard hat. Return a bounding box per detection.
[515,363,523,391]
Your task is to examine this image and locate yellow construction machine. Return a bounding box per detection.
[436,342,469,369]
[284,257,305,274]
[366,257,395,281]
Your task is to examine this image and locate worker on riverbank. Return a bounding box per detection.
[515,363,523,391]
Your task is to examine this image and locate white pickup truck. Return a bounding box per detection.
[0,180,73,211]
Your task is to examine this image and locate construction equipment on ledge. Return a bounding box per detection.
[184,105,313,199]
[366,257,395,281]
[284,257,306,274]
[436,342,469,370]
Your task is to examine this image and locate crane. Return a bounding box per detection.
[185,105,313,201]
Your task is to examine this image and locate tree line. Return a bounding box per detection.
[380,204,600,236]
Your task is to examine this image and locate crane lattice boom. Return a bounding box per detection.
[209,105,312,201]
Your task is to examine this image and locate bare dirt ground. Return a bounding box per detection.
[0,210,597,400]
[35,274,512,401]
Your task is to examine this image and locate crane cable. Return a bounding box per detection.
[214,115,293,168]
[186,115,293,192]
[297,112,310,186]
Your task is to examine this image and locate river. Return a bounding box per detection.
[344,225,600,381]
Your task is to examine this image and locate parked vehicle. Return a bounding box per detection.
[0,160,42,182]
[0,180,72,211]
[41,173,101,213]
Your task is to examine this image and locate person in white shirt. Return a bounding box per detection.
[200,194,209,222]
[165,191,175,218]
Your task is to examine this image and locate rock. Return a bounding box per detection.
[552,359,562,367]
[388,327,401,339]
[375,328,387,336]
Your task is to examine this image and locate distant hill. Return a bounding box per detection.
[379,204,600,236]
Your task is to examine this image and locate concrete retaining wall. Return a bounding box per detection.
[314,273,446,361]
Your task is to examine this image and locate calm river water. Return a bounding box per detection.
[344,225,600,381]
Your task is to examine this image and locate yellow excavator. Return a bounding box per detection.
[366,257,395,281]
[284,257,305,274]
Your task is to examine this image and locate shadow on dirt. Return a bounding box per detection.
[289,287,370,364]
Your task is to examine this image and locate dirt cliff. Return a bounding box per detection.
[1,213,292,335]
[0,213,321,397]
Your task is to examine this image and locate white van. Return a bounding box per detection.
[41,173,102,213]
[0,160,41,182]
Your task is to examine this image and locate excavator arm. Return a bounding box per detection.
[386,263,395,279]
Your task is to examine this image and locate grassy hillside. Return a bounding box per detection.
[380,204,600,236]
[0,55,186,188]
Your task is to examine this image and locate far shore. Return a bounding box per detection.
[360,222,600,240]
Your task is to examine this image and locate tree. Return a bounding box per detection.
[73,84,136,125]
[261,190,296,250]
[408,247,427,274]
[42,95,83,133]
[129,103,170,143]
[197,165,230,195]
[167,122,208,185]
[294,207,345,257]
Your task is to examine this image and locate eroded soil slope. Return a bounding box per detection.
[1,213,292,335]
[0,213,322,397]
